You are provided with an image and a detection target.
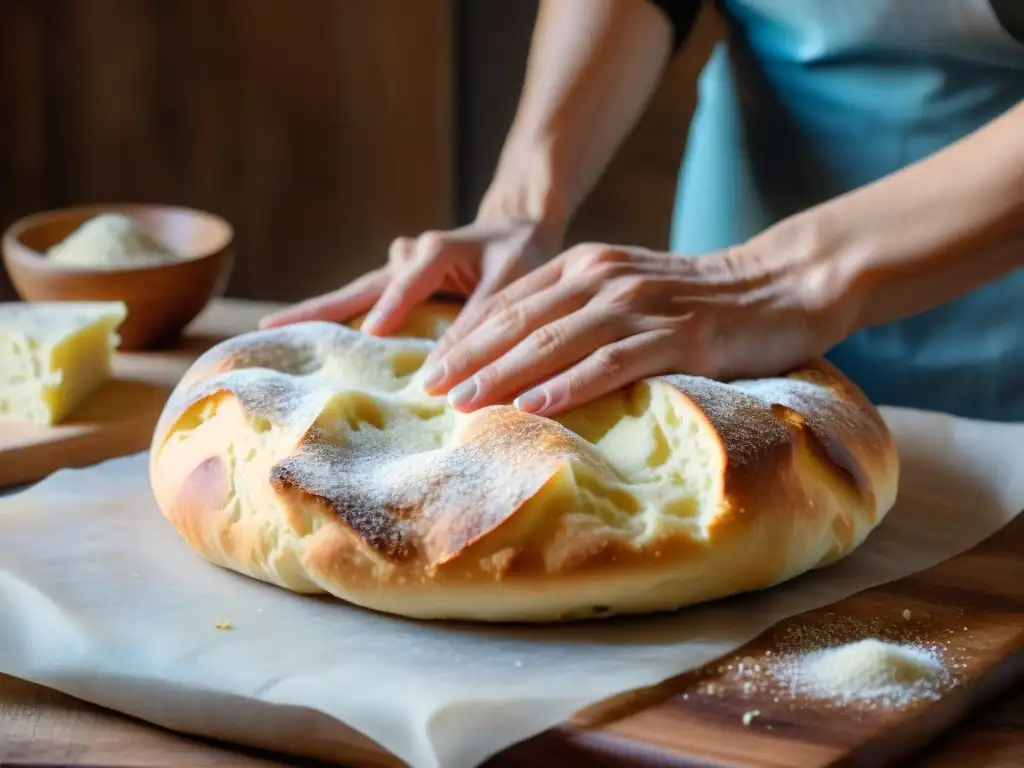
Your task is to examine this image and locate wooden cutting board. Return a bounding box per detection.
[507,513,1024,768]
[0,299,280,488]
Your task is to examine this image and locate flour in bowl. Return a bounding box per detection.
[47,213,184,268]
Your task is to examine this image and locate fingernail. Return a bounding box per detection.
[447,378,480,409]
[418,364,445,392]
[514,389,548,413]
[361,310,383,334]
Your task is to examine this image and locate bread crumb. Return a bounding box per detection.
[742,710,760,725]
[215,621,234,630]
[902,609,912,620]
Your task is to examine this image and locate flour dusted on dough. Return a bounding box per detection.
[149,302,901,623]
[48,213,184,268]
[781,638,949,707]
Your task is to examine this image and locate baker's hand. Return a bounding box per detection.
[259,218,562,335]
[418,242,852,417]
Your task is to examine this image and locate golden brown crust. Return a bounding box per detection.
[149,301,900,622]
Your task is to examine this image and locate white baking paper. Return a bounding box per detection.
[1,406,1022,768]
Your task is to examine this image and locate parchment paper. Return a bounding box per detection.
[1,406,1022,768]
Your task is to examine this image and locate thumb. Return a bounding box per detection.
[259,268,389,329]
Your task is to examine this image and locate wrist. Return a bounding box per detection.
[476,134,569,245]
[766,102,1024,337]
[742,205,875,345]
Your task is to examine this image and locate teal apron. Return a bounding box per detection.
[669,0,1024,421]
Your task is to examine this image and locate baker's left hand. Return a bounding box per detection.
[417,241,852,417]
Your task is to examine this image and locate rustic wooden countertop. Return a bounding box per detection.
[1,671,1021,767]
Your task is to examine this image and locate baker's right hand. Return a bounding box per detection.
[258,218,562,337]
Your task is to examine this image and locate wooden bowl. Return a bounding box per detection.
[2,203,234,350]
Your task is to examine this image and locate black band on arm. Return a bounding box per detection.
[645,0,702,51]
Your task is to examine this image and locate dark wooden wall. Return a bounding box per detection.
[0,0,720,304]
[0,0,454,301]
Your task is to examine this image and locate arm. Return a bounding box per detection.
[771,99,1024,336]
[262,0,695,334]
[476,0,687,231]
[419,99,1024,416]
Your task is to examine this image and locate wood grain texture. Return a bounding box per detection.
[501,515,1024,768]
[3,0,718,306]
[2,677,1022,768]
[0,0,454,303]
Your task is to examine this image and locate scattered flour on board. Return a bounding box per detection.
[695,613,965,712]
[774,638,949,707]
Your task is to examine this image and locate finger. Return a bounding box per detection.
[425,255,565,366]
[362,239,455,336]
[258,269,390,329]
[420,280,590,395]
[388,236,416,266]
[513,328,678,417]
[420,269,515,369]
[446,306,628,412]
[420,289,489,369]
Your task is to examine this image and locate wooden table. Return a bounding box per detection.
[1,298,1022,767]
[2,656,1021,767]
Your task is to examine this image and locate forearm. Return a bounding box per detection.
[771,100,1024,335]
[477,0,676,233]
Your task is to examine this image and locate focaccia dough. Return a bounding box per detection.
[149,302,899,622]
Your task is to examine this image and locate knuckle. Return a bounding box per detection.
[388,237,415,264]
[477,292,511,322]
[568,243,612,270]
[593,344,627,376]
[529,323,565,355]
[603,275,649,305]
[563,244,631,288]
[416,231,450,260]
[590,261,628,284]
[494,302,530,337]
